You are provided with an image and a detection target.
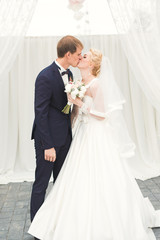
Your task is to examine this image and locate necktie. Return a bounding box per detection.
[61,69,73,81]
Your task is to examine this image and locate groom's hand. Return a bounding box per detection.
[44,148,56,162]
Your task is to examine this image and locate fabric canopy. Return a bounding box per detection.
[0,35,160,184]
[108,0,160,112]
[0,0,37,81]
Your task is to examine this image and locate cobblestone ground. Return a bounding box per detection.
[0,177,160,240]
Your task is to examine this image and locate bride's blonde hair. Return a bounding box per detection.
[89,49,102,77]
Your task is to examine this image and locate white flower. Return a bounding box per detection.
[78,91,84,98]
[64,80,86,101]
[80,86,86,93]
[76,80,81,85]
[64,84,72,93]
[71,88,79,99]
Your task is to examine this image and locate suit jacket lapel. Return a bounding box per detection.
[51,61,68,105]
[52,61,65,89]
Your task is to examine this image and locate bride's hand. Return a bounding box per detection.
[68,94,83,108]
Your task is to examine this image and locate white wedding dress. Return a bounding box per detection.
[28,79,160,240]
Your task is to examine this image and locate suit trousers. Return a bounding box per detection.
[30,128,72,223]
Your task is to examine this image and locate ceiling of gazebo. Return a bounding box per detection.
[27,0,117,36]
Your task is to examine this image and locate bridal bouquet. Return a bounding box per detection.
[62,80,87,114]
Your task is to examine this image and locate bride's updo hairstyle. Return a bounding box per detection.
[89,48,102,77]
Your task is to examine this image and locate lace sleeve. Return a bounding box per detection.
[89,80,106,119]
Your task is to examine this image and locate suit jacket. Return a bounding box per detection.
[31,61,72,149]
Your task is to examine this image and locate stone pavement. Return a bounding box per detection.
[0,177,160,240]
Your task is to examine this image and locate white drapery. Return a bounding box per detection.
[0,36,160,184]
[0,0,37,183]
[0,0,38,80]
[107,0,160,113]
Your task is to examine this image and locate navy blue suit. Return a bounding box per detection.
[30,61,72,223]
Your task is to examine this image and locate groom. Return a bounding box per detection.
[30,36,83,228]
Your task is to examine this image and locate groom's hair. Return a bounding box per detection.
[57,35,83,58]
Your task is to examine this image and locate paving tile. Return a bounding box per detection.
[0,177,159,239]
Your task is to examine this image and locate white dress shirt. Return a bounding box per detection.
[55,60,68,86]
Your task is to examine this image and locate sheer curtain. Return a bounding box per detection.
[0,0,38,80]
[0,0,38,183]
[0,35,160,184]
[157,0,160,30]
[107,0,160,176]
[107,0,160,112]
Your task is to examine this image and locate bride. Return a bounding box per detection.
[28,49,160,240]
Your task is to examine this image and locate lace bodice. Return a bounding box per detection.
[78,95,93,123]
[80,95,93,113]
[78,78,98,123]
[72,78,105,125]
